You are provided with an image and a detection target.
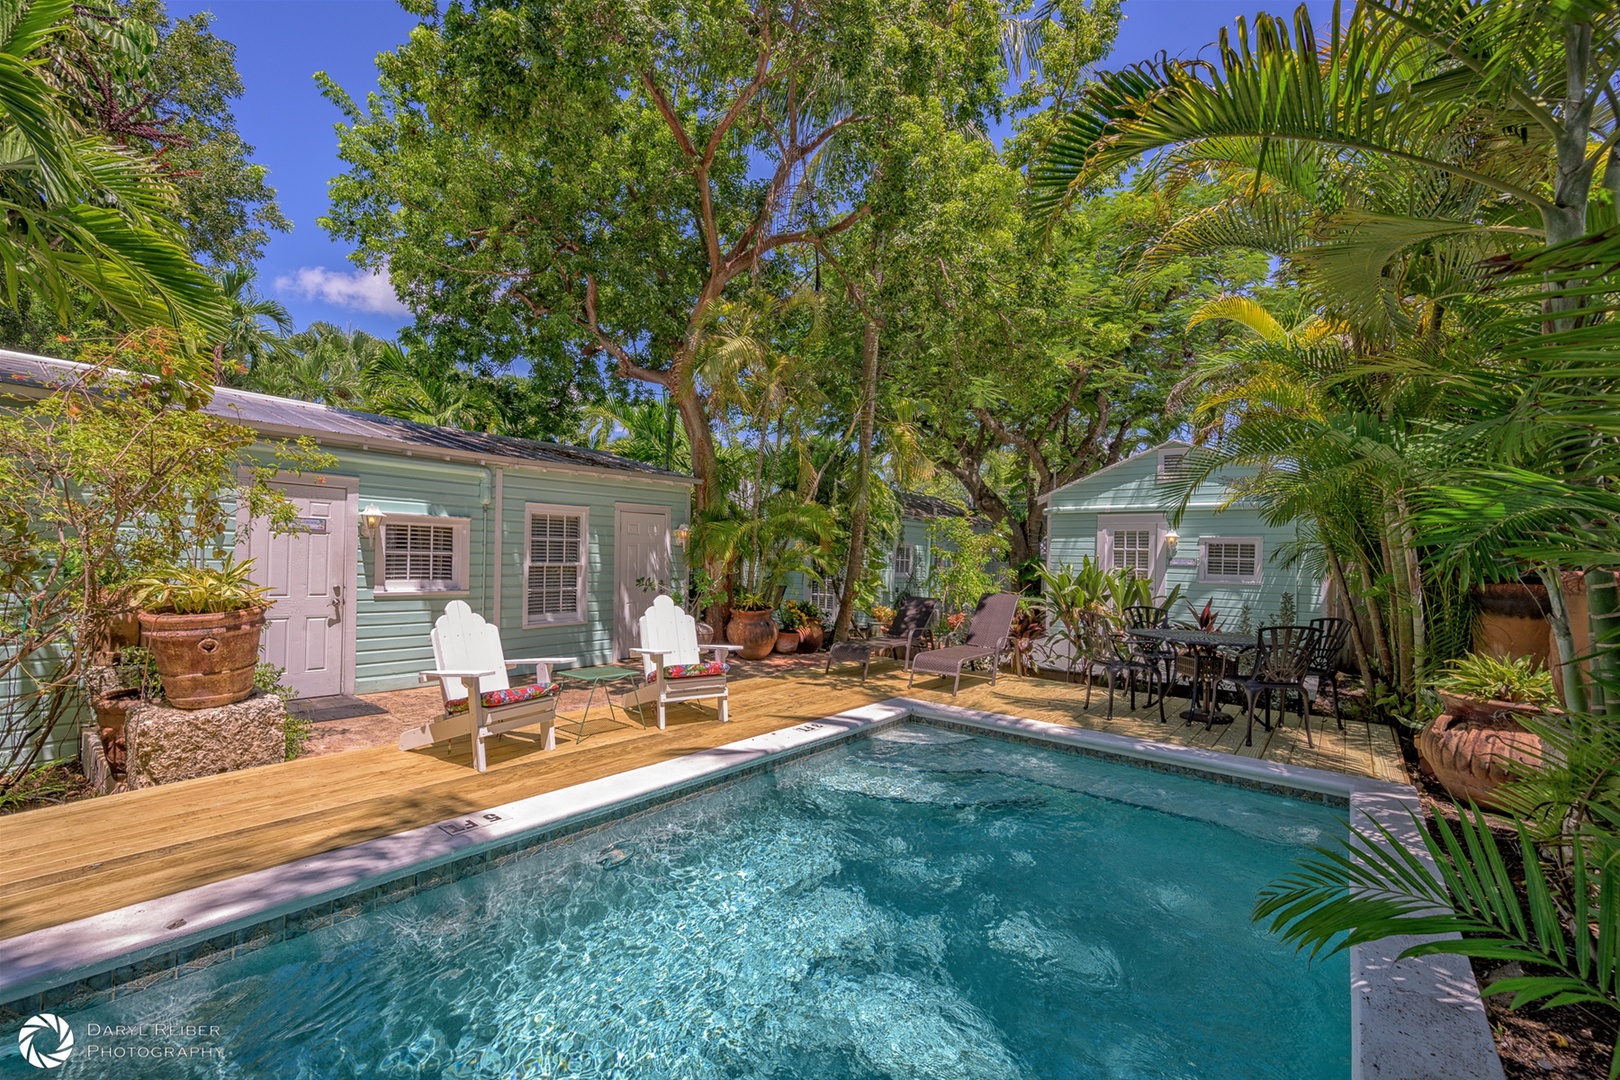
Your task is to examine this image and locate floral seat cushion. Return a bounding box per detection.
[650,660,728,683]
[445,682,561,716]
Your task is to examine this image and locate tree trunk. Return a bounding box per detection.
[1324,542,1376,694]
[834,272,883,643]
[1584,568,1620,715]
[1539,565,1588,714]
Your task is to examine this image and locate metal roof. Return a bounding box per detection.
[898,492,971,519]
[0,349,694,484]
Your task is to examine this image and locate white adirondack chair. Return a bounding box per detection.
[400,600,575,772]
[623,595,739,728]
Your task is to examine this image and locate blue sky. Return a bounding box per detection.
[171,0,1326,339]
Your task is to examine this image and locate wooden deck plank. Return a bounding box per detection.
[0,667,1407,941]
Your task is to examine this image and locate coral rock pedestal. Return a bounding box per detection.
[126,691,287,788]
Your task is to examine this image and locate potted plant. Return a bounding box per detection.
[774,603,804,653]
[726,590,777,660]
[792,601,825,652]
[1417,653,1558,810]
[131,561,272,710]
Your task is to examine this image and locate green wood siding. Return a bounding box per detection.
[230,447,690,694]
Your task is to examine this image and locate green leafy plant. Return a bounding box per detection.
[787,600,824,629]
[1254,803,1620,1077]
[0,336,330,787]
[923,516,1011,616]
[731,590,773,614]
[255,662,308,760]
[1433,653,1558,708]
[116,646,162,702]
[775,603,804,631]
[129,560,272,615]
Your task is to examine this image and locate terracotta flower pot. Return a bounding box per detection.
[726,609,777,660]
[137,607,266,710]
[797,623,825,653]
[92,689,138,775]
[775,630,801,654]
[1417,693,1547,811]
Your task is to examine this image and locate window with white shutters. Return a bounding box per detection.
[375,516,470,594]
[1200,537,1263,584]
[525,505,588,624]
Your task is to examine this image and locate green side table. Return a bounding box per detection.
[556,665,644,742]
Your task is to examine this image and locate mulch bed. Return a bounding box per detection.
[0,759,97,815]
[1393,724,1618,1079]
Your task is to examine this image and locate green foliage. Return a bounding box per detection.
[253,662,308,760]
[774,603,804,632]
[1433,653,1558,708]
[129,560,271,615]
[0,0,223,334]
[731,591,772,614]
[1253,802,1620,1078]
[693,494,835,603]
[0,333,331,785]
[1272,592,1296,627]
[922,516,1010,615]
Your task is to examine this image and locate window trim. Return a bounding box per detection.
[892,542,916,579]
[373,514,472,597]
[1198,535,1264,586]
[1096,513,1164,585]
[808,576,840,613]
[523,502,590,628]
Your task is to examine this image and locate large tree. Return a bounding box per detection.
[320,0,1005,514]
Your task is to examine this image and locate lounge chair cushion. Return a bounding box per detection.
[910,644,995,675]
[653,660,729,682]
[445,682,562,715]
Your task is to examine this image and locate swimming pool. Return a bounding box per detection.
[2,722,1349,1078]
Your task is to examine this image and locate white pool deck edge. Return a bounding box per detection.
[1,697,1504,1079]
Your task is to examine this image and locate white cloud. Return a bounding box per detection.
[274,266,409,316]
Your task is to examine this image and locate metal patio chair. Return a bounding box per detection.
[1237,624,1322,748]
[1307,616,1353,728]
[907,592,1019,696]
[825,596,940,682]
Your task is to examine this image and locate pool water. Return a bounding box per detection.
[5,725,1350,1079]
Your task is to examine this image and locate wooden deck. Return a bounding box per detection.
[0,665,1406,941]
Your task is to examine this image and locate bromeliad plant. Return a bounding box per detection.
[1433,654,1559,709]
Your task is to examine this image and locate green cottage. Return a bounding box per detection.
[1039,440,1326,629]
[0,351,695,702]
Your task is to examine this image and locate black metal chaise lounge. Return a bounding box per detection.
[825,596,941,682]
[907,592,1020,696]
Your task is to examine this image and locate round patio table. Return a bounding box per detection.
[1127,627,1254,728]
[555,665,644,742]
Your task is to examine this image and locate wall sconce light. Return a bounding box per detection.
[360,505,386,538]
[672,524,692,546]
[1164,529,1180,553]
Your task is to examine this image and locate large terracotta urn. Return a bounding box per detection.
[797,623,825,653]
[1417,692,1547,810]
[726,609,777,660]
[137,607,266,710]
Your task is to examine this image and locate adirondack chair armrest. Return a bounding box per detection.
[630,648,670,661]
[506,657,576,671]
[703,644,743,654]
[421,668,499,682]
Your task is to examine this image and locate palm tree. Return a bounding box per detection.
[0,0,222,332]
[1034,0,1620,707]
[214,268,294,384]
[239,322,385,404]
[360,342,500,431]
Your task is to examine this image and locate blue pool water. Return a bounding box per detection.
[5,725,1349,1078]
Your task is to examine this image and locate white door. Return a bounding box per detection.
[249,483,350,697]
[615,509,671,659]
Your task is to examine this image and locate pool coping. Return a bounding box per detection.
[1,698,1503,1080]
